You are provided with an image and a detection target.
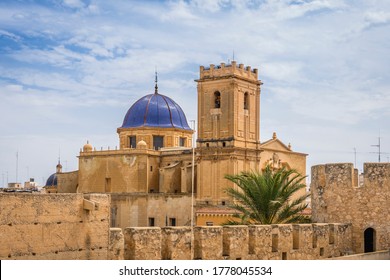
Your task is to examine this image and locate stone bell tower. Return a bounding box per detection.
[195,61,263,205]
[195,61,262,149]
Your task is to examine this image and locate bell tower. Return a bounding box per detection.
[195,61,263,206]
[195,61,262,149]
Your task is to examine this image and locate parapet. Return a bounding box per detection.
[199,61,259,82]
[123,224,352,260]
[311,162,390,190]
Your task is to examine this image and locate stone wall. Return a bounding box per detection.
[123,223,352,260]
[311,163,390,254]
[0,193,112,260]
[111,193,192,228]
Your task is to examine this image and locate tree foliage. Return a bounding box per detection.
[224,166,310,225]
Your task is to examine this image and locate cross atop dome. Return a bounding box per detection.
[154,70,158,94]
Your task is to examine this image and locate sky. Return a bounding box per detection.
[0,0,389,187]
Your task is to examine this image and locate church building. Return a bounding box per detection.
[50,61,307,228]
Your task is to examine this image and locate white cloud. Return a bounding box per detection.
[62,0,85,9]
[364,11,390,28]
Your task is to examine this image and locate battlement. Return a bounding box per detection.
[199,61,259,82]
[310,162,390,253]
[311,162,390,189]
[123,224,352,260]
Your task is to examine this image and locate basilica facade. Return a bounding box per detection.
[49,61,307,228]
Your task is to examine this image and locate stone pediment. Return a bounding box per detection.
[260,137,291,152]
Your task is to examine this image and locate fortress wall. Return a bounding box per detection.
[194,226,223,260]
[123,224,352,260]
[162,227,192,260]
[109,228,124,260]
[311,163,390,253]
[248,225,272,259]
[0,193,111,260]
[222,225,248,260]
[124,227,162,260]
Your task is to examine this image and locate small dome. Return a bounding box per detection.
[121,93,191,130]
[83,141,93,152]
[45,173,57,187]
[137,140,147,149]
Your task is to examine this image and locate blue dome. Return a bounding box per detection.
[121,93,191,130]
[45,173,57,186]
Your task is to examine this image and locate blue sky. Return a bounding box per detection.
[0,0,389,186]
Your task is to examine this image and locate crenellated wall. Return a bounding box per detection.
[123,224,352,260]
[311,163,390,254]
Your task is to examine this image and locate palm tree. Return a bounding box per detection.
[224,165,310,225]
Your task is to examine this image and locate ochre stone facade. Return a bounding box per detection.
[55,61,307,228]
[311,162,390,254]
[194,62,306,224]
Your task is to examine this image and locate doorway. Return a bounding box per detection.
[364,227,375,253]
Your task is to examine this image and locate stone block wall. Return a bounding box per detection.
[123,223,352,260]
[311,163,390,254]
[0,193,112,260]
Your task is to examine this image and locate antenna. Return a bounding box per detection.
[371,135,381,162]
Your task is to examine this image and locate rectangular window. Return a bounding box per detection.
[149,217,155,227]
[206,222,214,226]
[169,218,176,226]
[272,234,278,252]
[329,224,335,245]
[105,178,111,192]
[129,136,136,148]
[179,137,186,147]
[153,136,164,150]
[110,207,117,227]
[293,225,300,249]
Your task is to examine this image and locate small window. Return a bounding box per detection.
[244,92,249,110]
[105,178,111,192]
[153,136,164,150]
[272,234,278,252]
[214,91,221,108]
[111,207,117,227]
[169,218,176,226]
[206,222,214,226]
[129,136,136,148]
[180,137,186,147]
[149,217,155,227]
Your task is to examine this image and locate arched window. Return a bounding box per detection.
[214,91,221,108]
[244,92,249,110]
